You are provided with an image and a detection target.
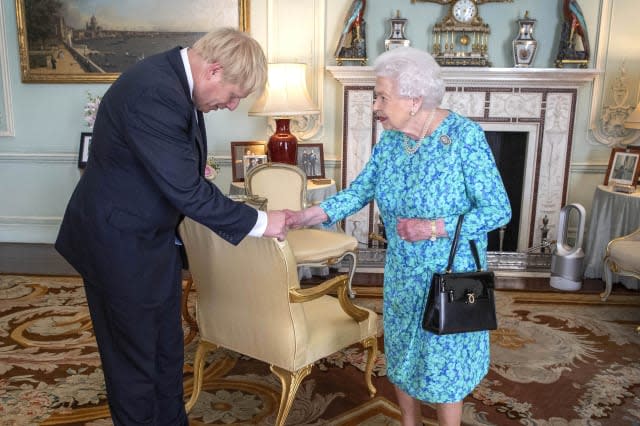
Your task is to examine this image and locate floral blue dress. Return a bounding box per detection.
[320,111,511,403]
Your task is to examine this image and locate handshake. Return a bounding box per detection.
[264,206,327,241]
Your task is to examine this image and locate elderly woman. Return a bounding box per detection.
[286,47,511,425]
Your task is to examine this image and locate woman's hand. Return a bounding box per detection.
[396,217,445,242]
[284,205,329,229]
[284,209,306,229]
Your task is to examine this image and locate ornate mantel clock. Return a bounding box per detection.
[412,0,512,67]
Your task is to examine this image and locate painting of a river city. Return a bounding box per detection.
[16,0,246,83]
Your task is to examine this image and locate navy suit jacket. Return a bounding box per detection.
[56,47,257,300]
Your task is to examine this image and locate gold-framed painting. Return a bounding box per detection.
[15,0,249,84]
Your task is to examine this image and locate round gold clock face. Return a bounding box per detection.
[452,0,477,24]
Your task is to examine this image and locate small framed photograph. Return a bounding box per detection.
[243,154,267,178]
[230,141,267,181]
[78,132,92,168]
[296,143,325,179]
[604,147,640,186]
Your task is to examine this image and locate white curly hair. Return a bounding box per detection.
[373,47,445,110]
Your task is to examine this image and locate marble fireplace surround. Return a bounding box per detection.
[327,66,600,262]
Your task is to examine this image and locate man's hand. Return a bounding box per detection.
[264,210,288,241]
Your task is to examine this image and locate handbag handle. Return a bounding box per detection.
[445,215,483,273]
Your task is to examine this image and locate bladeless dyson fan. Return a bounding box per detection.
[550,203,586,291]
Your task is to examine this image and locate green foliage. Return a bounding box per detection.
[25,0,63,48]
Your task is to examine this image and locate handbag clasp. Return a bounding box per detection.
[465,291,476,304]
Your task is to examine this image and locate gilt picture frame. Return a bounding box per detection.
[604,147,640,186]
[15,0,249,83]
[230,141,267,182]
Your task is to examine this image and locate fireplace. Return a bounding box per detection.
[327,66,599,269]
[486,131,527,252]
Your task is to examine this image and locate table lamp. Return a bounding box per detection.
[248,63,319,164]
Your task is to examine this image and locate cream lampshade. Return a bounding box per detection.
[248,63,319,164]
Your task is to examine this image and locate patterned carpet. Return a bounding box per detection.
[1,274,640,425]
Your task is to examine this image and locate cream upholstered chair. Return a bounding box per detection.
[246,162,359,297]
[179,218,378,426]
[601,227,640,301]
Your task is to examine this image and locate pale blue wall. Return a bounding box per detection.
[0,0,635,243]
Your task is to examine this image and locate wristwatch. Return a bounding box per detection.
[430,220,437,242]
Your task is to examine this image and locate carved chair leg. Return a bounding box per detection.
[185,341,217,413]
[361,336,378,397]
[181,272,198,344]
[344,251,358,299]
[601,257,614,301]
[270,364,313,426]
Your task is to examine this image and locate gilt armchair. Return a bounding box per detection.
[178,218,378,426]
[601,227,640,301]
[246,162,359,297]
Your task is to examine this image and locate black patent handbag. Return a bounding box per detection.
[422,215,498,335]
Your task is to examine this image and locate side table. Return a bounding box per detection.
[583,184,640,289]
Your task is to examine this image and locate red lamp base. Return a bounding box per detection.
[268,118,297,164]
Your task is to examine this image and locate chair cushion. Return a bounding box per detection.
[294,295,378,370]
[287,229,358,263]
[609,241,640,274]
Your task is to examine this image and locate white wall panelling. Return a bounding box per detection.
[588,0,640,147]
[0,1,14,137]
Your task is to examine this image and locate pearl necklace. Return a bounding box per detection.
[402,109,436,155]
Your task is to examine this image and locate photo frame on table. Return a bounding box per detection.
[15,0,249,83]
[604,147,640,186]
[78,132,92,168]
[296,143,325,179]
[230,141,267,182]
[243,154,267,178]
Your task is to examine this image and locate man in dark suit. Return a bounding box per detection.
[55,28,286,425]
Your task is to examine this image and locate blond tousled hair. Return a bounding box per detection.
[192,27,267,95]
